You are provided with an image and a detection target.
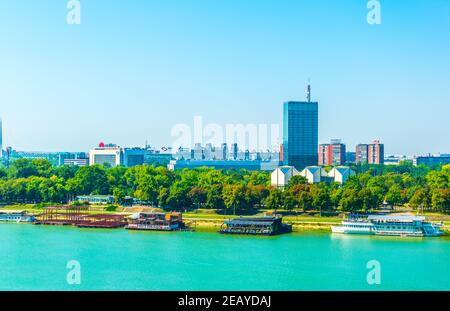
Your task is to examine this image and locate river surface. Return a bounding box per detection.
[1,223,449,290]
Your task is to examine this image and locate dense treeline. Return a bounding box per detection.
[0,159,449,212]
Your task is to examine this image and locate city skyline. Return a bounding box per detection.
[0,113,448,157]
[0,1,449,154]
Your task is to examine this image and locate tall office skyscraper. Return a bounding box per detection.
[282,85,319,170]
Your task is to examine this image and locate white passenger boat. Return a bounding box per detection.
[0,211,36,223]
[332,215,443,237]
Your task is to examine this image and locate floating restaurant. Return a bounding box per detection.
[220,216,292,236]
[126,212,184,231]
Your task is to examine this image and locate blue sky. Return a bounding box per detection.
[0,0,449,155]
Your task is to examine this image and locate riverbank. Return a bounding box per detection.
[2,204,450,233]
[182,215,339,232]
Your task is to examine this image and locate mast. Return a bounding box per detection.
[307,80,311,103]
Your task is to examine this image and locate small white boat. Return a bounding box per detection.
[0,211,36,223]
[332,215,443,237]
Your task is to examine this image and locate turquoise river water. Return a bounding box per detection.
[1,223,450,291]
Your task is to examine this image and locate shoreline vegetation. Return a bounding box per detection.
[1,159,449,234]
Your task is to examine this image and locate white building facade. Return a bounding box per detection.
[89,145,123,167]
[271,166,300,188]
[327,166,356,184]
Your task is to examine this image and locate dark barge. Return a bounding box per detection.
[219,216,292,236]
[126,212,184,231]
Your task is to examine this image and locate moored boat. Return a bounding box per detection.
[332,215,443,237]
[0,211,36,223]
[126,212,184,231]
[219,216,292,236]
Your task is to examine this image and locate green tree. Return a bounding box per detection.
[8,159,38,179]
[409,188,431,210]
[339,188,362,212]
[359,188,379,211]
[287,175,308,188]
[188,187,207,209]
[385,185,404,206]
[222,184,248,215]
[113,188,126,204]
[205,184,224,209]
[264,188,283,212]
[310,186,332,212]
[431,189,450,212]
[67,165,109,195]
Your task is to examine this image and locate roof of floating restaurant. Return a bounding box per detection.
[79,214,125,219]
[225,217,280,225]
[368,215,425,222]
[225,220,276,226]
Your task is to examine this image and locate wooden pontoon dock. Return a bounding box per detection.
[34,206,127,229]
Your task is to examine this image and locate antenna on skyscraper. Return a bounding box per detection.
[307,80,311,103]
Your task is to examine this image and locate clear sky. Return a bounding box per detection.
[0,0,449,155]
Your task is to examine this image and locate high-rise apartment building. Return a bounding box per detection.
[282,85,318,170]
[368,140,384,164]
[356,144,369,164]
[319,139,346,166]
[356,140,384,164]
